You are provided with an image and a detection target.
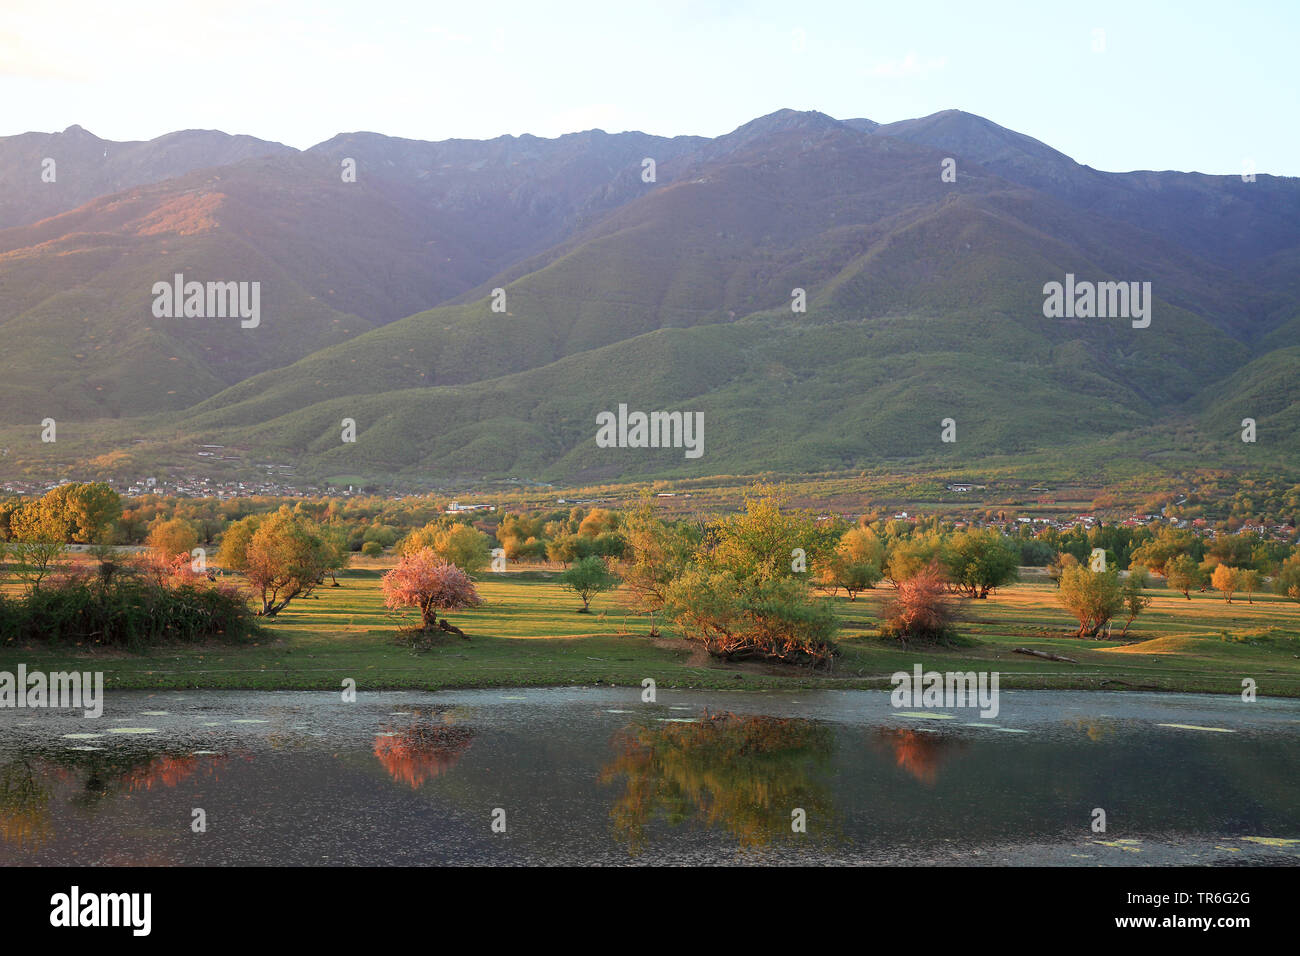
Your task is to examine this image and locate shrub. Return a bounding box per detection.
[881,564,957,644]
[665,568,838,668]
[361,540,383,557]
[0,574,257,648]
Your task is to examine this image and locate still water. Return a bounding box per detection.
[0,689,1296,865]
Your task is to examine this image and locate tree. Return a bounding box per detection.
[577,508,620,538]
[381,549,482,633]
[1129,527,1199,575]
[243,507,332,616]
[1211,564,1239,603]
[664,568,837,668]
[1119,567,1151,637]
[146,517,199,558]
[620,493,694,635]
[1164,553,1204,599]
[1057,564,1124,638]
[821,527,884,600]
[559,555,621,612]
[1238,568,1261,604]
[705,484,826,585]
[399,522,490,576]
[34,482,122,544]
[7,503,67,591]
[216,515,261,571]
[1047,551,1078,588]
[886,535,944,587]
[1276,553,1300,603]
[319,526,351,586]
[943,529,1019,599]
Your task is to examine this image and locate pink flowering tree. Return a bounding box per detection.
[382,548,483,632]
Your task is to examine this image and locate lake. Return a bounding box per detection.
[1,688,1296,865]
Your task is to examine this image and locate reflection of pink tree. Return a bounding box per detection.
[382,548,482,632]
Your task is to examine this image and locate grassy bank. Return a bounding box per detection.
[3,565,1300,696]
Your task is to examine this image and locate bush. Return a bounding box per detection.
[361,540,384,557]
[0,574,258,648]
[881,564,957,644]
[665,568,838,668]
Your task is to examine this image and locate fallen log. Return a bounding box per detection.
[438,619,469,640]
[1013,647,1078,664]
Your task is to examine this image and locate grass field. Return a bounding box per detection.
[3,560,1300,697]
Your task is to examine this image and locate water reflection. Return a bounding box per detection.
[869,728,967,785]
[600,712,835,854]
[0,760,51,849]
[374,724,475,788]
[0,748,233,850]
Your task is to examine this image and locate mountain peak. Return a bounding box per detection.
[730,108,844,137]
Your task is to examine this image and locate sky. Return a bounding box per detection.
[2,0,1297,175]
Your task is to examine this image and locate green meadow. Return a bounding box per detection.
[4,562,1299,698]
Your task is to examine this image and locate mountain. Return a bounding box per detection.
[875,110,1300,283]
[0,108,1296,485]
[0,125,295,230]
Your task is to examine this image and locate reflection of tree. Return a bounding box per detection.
[1065,718,1117,742]
[0,760,53,850]
[869,729,966,785]
[600,712,835,855]
[374,725,474,788]
[41,749,229,805]
[120,754,227,792]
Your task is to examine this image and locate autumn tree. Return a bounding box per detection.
[620,492,695,635]
[243,507,332,616]
[662,486,838,668]
[1237,569,1261,604]
[398,522,490,576]
[381,548,482,633]
[820,527,885,600]
[146,517,199,558]
[7,502,67,591]
[216,514,261,571]
[1211,564,1239,603]
[881,563,956,644]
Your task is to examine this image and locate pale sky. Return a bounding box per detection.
[2,0,1297,175]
